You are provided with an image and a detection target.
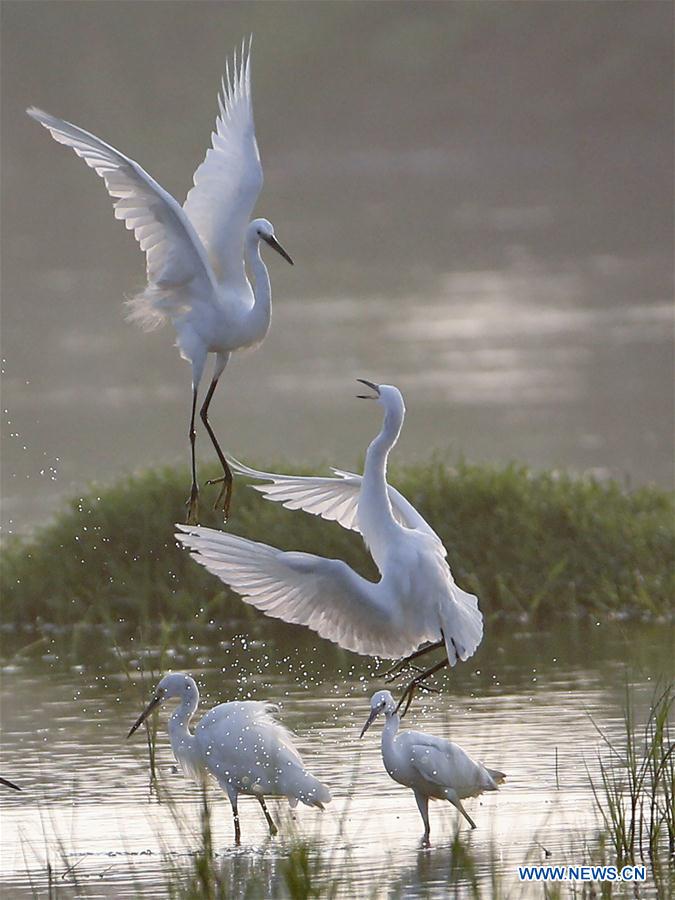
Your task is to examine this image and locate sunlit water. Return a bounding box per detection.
[1,622,671,897]
[2,2,673,535]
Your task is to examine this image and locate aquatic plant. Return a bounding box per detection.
[587,683,674,891]
[1,459,672,632]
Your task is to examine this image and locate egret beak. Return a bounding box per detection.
[0,777,21,791]
[356,378,380,400]
[262,234,294,266]
[359,707,380,738]
[127,691,164,738]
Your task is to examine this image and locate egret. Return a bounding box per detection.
[127,673,330,844]
[27,41,293,523]
[360,690,505,846]
[0,777,21,791]
[176,381,483,712]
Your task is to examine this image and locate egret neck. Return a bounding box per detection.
[167,681,200,774]
[358,389,406,562]
[242,228,272,346]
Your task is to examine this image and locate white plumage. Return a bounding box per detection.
[176,382,483,679]
[27,41,293,523]
[127,673,330,844]
[360,690,505,846]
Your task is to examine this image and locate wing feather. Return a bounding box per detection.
[26,107,215,294]
[176,525,422,659]
[229,457,443,549]
[183,40,263,284]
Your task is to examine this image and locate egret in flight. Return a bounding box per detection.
[177,382,483,711]
[127,673,330,844]
[27,41,293,523]
[360,690,505,846]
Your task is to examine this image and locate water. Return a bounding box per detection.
[2,2,673,534]
[1,621,671,897]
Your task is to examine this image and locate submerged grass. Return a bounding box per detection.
[2,457,673,629]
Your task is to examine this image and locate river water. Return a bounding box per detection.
[2,2,673,535]
[1,621,671,897]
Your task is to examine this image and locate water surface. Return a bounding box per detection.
[1,621,671,897]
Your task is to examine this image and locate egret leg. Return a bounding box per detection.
[382,639,445,682]
[414,790,431,848]
[185,386,200,525]
[396,659,448,718]
[257,796,278,836]
[229,796,241,846]
[200,353,233,521]
[447,790,477,830]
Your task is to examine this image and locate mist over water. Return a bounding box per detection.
[2,2,672,534]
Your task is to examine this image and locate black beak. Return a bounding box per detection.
[356,378,380,400]
[0,777,21,791]
[127,692,163,738]
[262,234,294,266]
[360,707,380,738]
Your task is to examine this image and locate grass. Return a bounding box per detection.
[1,457,673,629]
[587,684,674,877]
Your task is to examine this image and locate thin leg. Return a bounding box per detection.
[396,659,448,718]
[230,796,241,845]
[199,353,233,521]
[185,385,200,525]
[257,795,278,836]
[447,791,477,830]
[382,639,446,682]
[414,790,431,848]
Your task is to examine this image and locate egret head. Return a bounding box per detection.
[127,672,198,738]
[356,381,405,416]
[360,690,397,737]
[250,218,293,265]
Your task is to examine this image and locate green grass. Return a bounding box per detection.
[1,458,673,628]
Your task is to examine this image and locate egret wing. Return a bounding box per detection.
[408,740,491,798]
[176,525,421,658]
[27,108,216,294]
[183,42,263,285]
[229,457,444,549]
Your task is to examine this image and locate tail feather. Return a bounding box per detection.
[487,768,506,786]
[440,583,483,665]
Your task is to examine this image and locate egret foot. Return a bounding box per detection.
[395,659,448,717]
[382,639,445,681]
[185,485,200,525]
[206,473,233,521]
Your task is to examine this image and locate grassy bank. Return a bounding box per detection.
[1,459,673,628]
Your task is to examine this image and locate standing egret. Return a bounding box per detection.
[27,41,293,523]
[176,382,483,712]
[360,690,505,846]
[127,673,330,844]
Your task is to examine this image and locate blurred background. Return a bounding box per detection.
[2,0,673,534]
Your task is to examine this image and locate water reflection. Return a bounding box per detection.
[1,622,670,896]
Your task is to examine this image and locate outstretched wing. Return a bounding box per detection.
[176,525,423,659]
[229,457,444,550]
[27,107,216,293]
[183,41,263,285]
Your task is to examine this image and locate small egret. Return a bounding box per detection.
[27,41,293,523]
[360,690,505,846]
[127,673,330,844]
[0,777,21,791]
[177,381,483,712]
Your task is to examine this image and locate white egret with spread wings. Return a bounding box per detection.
[127,673,330,844]
[177,382,483,711]
[27,41,293,523]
